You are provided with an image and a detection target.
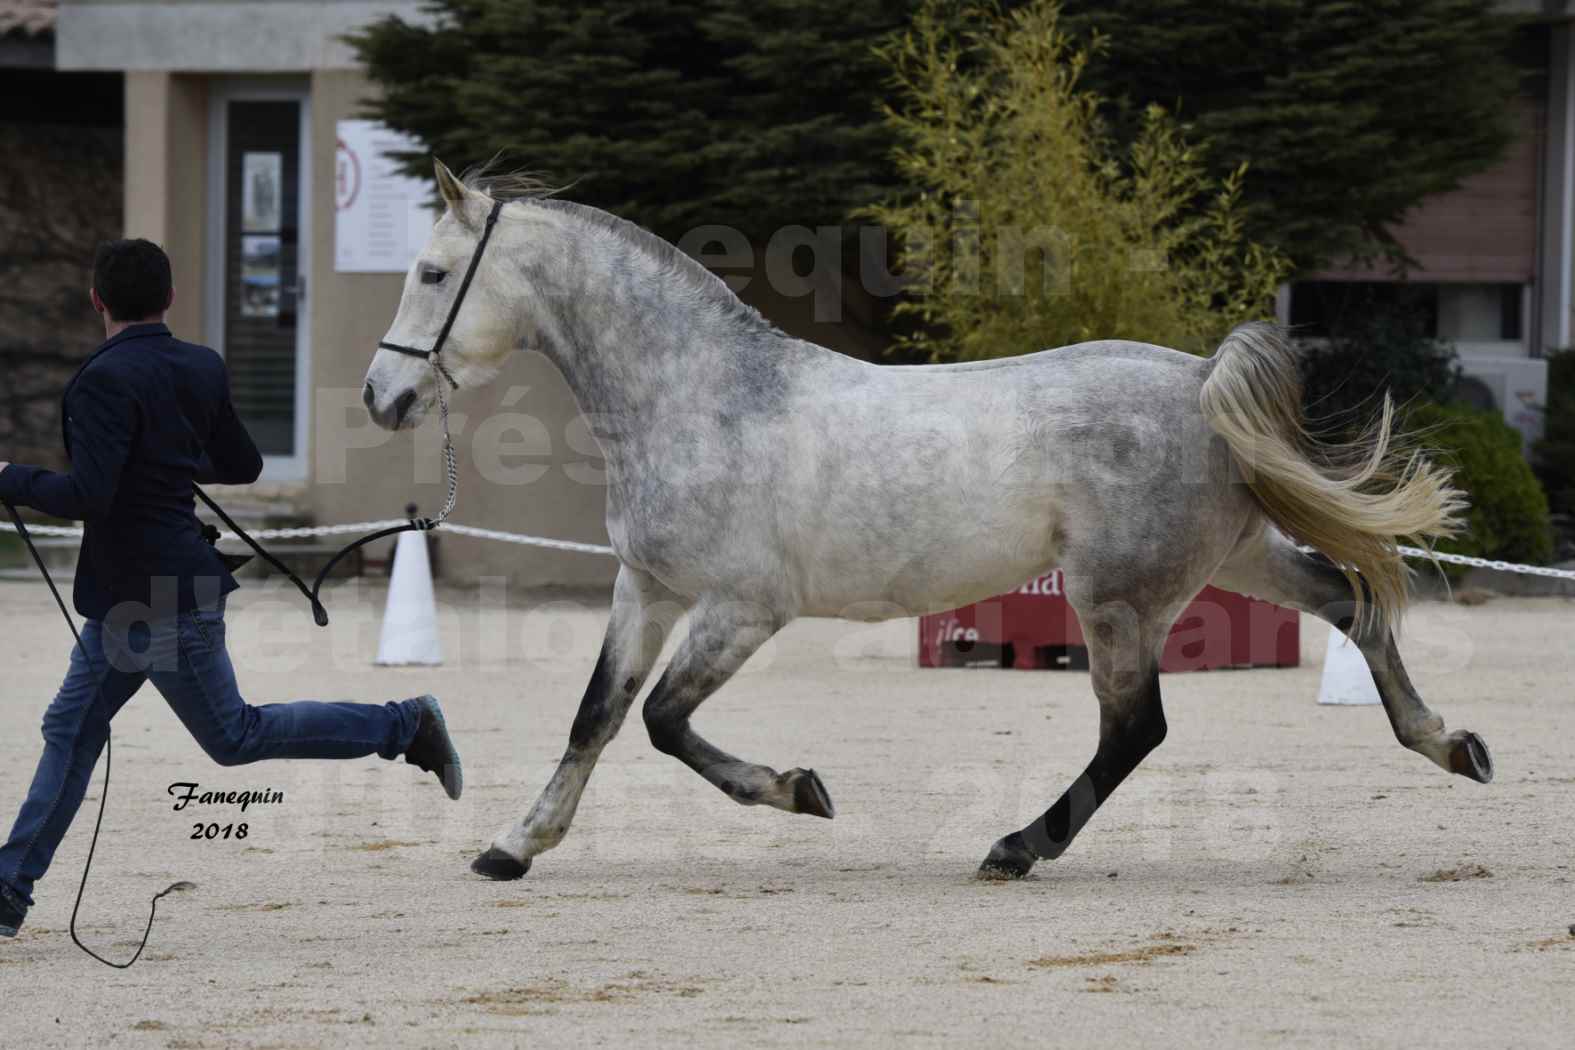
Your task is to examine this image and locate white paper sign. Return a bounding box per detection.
[334,120,437,273]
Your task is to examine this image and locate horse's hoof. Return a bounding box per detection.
[1448,731,1494,784]
[977,833,1036,881]
[786,768,835,819]
[471,847,531,881]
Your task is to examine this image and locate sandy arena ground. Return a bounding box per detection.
[0,578,1571,1048]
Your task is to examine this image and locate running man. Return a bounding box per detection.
[0,239,461,939]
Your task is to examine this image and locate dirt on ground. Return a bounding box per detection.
[0,580,1571,1048]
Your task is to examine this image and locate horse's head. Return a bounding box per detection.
[363,160,522,430]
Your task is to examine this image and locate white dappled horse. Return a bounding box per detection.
[363,163,1487,883]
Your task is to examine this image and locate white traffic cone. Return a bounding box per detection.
[1316,625,1379,705]
[375,529,443,666]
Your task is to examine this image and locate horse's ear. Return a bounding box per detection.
[434,159,469,211]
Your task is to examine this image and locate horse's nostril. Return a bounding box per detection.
[394,389,418,425]
[362,381,376,411]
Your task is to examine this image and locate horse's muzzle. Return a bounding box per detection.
[363,379,418,430]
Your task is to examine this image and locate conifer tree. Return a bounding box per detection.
[1058,0,1522,269]
[348,0,908,242]
[350,0,1523,273]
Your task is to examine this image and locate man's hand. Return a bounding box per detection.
[0,462,9,474]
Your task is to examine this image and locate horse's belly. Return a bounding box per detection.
[905,560,1058,618]
[793,495,1062,619]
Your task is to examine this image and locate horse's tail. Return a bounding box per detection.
[1199,321,1464,630]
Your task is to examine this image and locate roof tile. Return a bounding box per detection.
[0,0,57,39]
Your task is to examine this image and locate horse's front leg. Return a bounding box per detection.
[642,599,834,818]
[472,565,681,880]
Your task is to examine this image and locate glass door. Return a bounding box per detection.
[206,82,311,480]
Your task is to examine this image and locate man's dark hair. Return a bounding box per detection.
[92,239,172,321]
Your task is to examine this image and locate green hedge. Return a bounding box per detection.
[1408,403,1554,569]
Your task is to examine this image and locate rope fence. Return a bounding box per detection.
[1395,545,1575,580]
[0,517,618,557]
[4,518,1574,579]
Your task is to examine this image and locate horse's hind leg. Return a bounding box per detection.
[979,600,1170,880]
[472,565,681,880]
[1212,527,1493,783]
[641,599,834,818]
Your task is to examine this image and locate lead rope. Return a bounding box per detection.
[188,358,461,629]
[299,358,460,615]
[4,502,195,968]
[432,364,460,525]
[193,486,326,624]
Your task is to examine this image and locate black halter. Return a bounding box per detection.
[377,198,505,390]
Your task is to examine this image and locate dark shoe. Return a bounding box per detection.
[403,696,463,800]
[0,892,23,938]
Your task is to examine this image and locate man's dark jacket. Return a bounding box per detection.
[0,323,263,619]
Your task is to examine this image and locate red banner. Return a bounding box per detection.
[919,572,1299,672]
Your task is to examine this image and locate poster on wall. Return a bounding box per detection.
[334,120,437,273]
[240,235,281,318]
[242,152,282,233]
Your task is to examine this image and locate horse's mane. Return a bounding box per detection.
[461,165,782,339]
[461,165,561,203]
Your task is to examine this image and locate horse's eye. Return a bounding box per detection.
[421,269,447,286]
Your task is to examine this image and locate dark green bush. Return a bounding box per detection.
[1408,403,1554,569]
[1532,347,1575,523]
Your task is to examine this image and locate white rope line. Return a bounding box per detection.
[1283,541,1575,580]
[1,519,409,541]
[4,520,1571,577]
[436,522,616,556]
[0,518,617,556]
[1394,545,1575,580]
[0,521,89,539]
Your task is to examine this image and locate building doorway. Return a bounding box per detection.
[205,79,311,480]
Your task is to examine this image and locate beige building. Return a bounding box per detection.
[53,1,615,588]
[1288,1,1575,447]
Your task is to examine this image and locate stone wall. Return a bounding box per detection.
[0,99,121,468]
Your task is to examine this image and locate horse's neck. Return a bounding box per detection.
[537,307,723,427]
[526,216,787,433]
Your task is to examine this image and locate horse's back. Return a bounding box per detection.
[883,338,1205,376]
[765,339,1249,616]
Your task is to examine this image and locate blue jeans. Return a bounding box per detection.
[0,598,422,915]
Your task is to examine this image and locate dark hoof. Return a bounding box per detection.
[786,768,835,819]
[471,847,531,881]
[1448,731,1494,784]
[977,833,1036,881]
